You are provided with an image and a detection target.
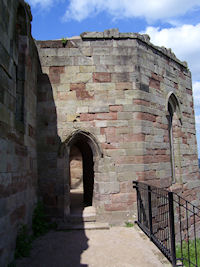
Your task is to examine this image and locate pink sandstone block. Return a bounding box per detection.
[93,72,111,83]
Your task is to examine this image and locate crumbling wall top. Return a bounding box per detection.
[36,28,188,69]
[80,28,187,68]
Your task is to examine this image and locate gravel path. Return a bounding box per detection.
[16,225,171,267]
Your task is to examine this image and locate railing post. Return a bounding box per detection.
[133,181,139,222]
[148,185,153,238]
[168,191,176,267]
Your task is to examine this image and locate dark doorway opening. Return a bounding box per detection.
[69,135,94,212]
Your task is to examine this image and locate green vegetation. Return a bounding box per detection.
[14,202,56,260]
[176,239,200,267]
[7,262,16,267]
[14,225,32,259]
[32,201,49,237]
[125,221,134,227]
[61,37,67,46]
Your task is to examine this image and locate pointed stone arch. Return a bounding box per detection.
[60,130,102,216]
[165,92,182,122]
[166,92,182,183]
[58,129,102,158]
[65,129,102,158]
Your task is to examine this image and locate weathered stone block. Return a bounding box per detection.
[105,202,130,211]
[109,105,123,112]
[80,113,95,121]
[99,83,116,91]
[39,48,57,57]
[40,55,74,66]
[117,112,132,120]
[79,65,96,73]
[68,48,82,56]
[149,77,160,90]
[81,31,104,39]
[96,112,117,120]
[77,106,89,113]
[111,73,130,82]
[57,91,76,101]
[80,47,92,56]
[133,112,157,122]
[98,182,120,194]
[75,56,93,65]
[93,72,111,83]
[116,82,132,90]
[89,105,109,113]
[114,64,134,73]
[115,98,132,105]
[93,47,110,55]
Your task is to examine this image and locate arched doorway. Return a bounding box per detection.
[64,130,102,214]
[69,140,94,211]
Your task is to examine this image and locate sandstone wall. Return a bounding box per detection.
[1,1,199,264]
[0,0,38,265]
[136,37,200,201]
[36,29,200,223]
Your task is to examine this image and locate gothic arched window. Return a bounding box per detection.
[167,93,182,183]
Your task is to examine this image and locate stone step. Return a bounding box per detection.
[65,213,96,223]
[58,222,110,230]
[66,206,96,223]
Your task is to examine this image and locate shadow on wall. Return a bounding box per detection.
[36,63,89,266]
[37,64,62,218]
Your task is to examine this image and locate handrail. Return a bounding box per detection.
[133,181,200,267]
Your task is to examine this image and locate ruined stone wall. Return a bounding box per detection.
[0,0,38,265]
[136,37,200,201]
[36,29,199,223]
[0,0,198,264]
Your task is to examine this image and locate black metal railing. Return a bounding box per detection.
[133,181,200,267]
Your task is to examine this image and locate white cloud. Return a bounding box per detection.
[195,115,200,155]
[193,82,200,109]
[143,24,200,81]
[196,115,200,124]
[191,83,200,157]
[63,0,200,22]
[142,25,200,156]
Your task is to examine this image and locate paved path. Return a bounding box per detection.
[16,225,171,267]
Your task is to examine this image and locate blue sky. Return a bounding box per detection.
[26,0,200,157]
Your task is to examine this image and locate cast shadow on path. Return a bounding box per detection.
[16,229,89,267]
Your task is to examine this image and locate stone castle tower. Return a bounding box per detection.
[0,0,199,265]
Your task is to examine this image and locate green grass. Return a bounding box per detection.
[14,202,56,260]
[14,225,33,259]
[32,201,49,238]
[7,261,16,267]
[125,221,134,227]
[176,239,200,267]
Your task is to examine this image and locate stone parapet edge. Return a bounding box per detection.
[80,29,188,69]
[35,28,188,70]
